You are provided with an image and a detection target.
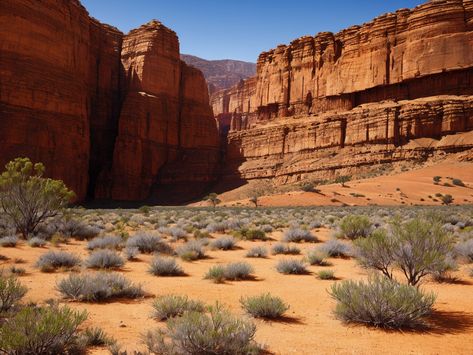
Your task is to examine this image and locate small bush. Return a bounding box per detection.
[339,215,372,239]
[83,327,114,347]
[151,295,205,321]
[235,228,267,241]
[143,304,259,355]
[149,257,184,276]
[126,233,172,254]
[57,273,144,302]
[0,304,87,354]
[36,251,81,272]
[283,228,317,243]
[204,265,226,283]
[87,235,123,250]
[28,237,47,247]
[193,229,210,239]
[300,182,317,192]
[60,218,100,240]
[0,275,27,313]
[9,266,26,276]
[433,176,441,183]
[224,262,254,280]
[240,293,289,319]
[176,240,206,261]
[276,259,308,274]
[246,246,268,258]
[452,178,465,187]
[211,236,236,250]
[271,243,300,255]
[317,270,335,280]
[0,236,18,247]
[330,275,435,328]
[168,227,187,240]
[441,194,454,205]
[318,239,351,258]
[306,249,328,265]
[123,246,139,261]
[86,250,125,270]
[455,239,473,262]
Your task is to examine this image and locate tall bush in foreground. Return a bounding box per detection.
[0,158,75,239]
[143,304,259,354]
[330,275,435,329]
[0,275,27,313]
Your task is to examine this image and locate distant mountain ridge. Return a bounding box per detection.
[180,54,256,95]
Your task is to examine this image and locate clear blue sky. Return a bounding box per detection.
[81,0,426,62]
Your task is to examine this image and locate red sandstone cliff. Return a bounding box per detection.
[214,0,473,184]
[0,1,219,202]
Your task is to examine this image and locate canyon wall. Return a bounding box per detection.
[215,0,473,183]
[0,0,219,202]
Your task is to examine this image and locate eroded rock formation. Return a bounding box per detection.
[0,0,219,202]
[214,0,473,184]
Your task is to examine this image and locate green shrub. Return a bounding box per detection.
[276,259,308,274]
[82,327,114,347]
[151,295,205,321]
[0,275,27,313]
[240,293,289,319]
[204,265,226,283]
[339,215,372,239]
[330,275,435,328]
[143,304,259,355]
[148,257,184,276]
[317,270,335,280]
[0,304,87,354]
[235,228,267,241]
[306,249,328,265]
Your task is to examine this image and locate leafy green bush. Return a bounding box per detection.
[240,293,289,319]
[330,275,435,328]
[276,259,308,274]
[0,275,27,313]
[151,295,205,321]
[143,304,259,355]
[148,257,184,276]
[0,304,87,354]
[339,215,372,239]
[85,249,125,269]
[57,273,144,302]
[234,228,267,241]
[36,251,81,272]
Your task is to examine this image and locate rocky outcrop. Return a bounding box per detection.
[0,1,219,202]
[218,0,473,184]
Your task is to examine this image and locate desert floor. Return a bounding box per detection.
[2,226,473,354]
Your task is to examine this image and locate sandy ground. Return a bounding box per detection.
[207,161,473,208]
[1,228,473,354]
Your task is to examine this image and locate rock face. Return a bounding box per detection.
[0,0,219,202]
[216,0,473,184]
[181,54,256,95]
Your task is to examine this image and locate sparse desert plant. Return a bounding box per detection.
[36,251,81,272]
[193,229,210,239]
[224,262,254,280]
[0,235,18,247]
[123,246,140,261]
[338,215,372,239]
[9,266,26,276]
[300,182,317,193]
[0,275,27,313]
[246,246,268,258]
[0,304,88,354]
[176,240,206,261]
[126,233,172,254]
[240,293,289,319]
[283,228,317,243]
[276,259,308,274]
[317,270,335,280]
[204,265,226,283]
[60,218,100,240]
[0,158,75,239]
[204,192,221,209]
[82,326,114,347]
[211,236,236,250]
[452,178,465,187]
[335,175,351,187]
[318,239,351,258]
[271,243,300,255]
[87,235,123,250]
[168,227,187,240]
[151,295,205,321]
[441,194,454,205]
[235,228,267,241]
[433,176,441,184]
[455,239,473,262]
[57,273,144,302]
[28,236,47,247]
[306,249,328,265]
[143,304,259,355]
[85,249,125,270]
[330,275,435,328]
[149,257,184,276]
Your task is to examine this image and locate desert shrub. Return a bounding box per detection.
[224,262,254,280]
[276,259,308,274]
[306,249,328,265]
[0,158,75,239]
[0,275,27,313]
[335,175,351,186]
[87,235,123,250]
[441,194,454,205]
[455,239,473,262]
[123,246,139,261]
[271,243,300,255]
[82,327,114,347]
[86,249,125,270]
[283,228,317,243]
[259,224,274,233]
[60,218,100,240]
[204,192,221,209]
[176,240,206,261]
[452,178,465,187]
[206,222,227,233]
[0,304,87,354]
[9,266,26,276]
[246,246,268,258]
[317,270,335,280]
[0,235,18,247]
[126,233,172,254]
[28,237,47,247]
[149,257,184,276]
[168,227,187,241]
[234,228,267,241]
[57,273,144,302]
[433,176,441,183]
[355,219,455,286]
[211,236,236,250]
[338,215,372,239]
[240,293,289,319]
[204,265,226,283]
[193,229,210,239]
[309,221,323,229]
[300,182,317,192]
[318,239,351,258]
[36,251,81,272]
[330,275,435,328]
[143,304,259,355]
[151,295,205,321]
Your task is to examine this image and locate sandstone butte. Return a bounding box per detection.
[0,0,219,202]
[212,0,473,186]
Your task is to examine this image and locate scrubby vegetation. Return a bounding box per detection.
[149,257,184,276]
[240,293,289,319]
[85,249,125,269]
[36,251,81,272]
[151,294,205,321]
[276,259,308,274]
